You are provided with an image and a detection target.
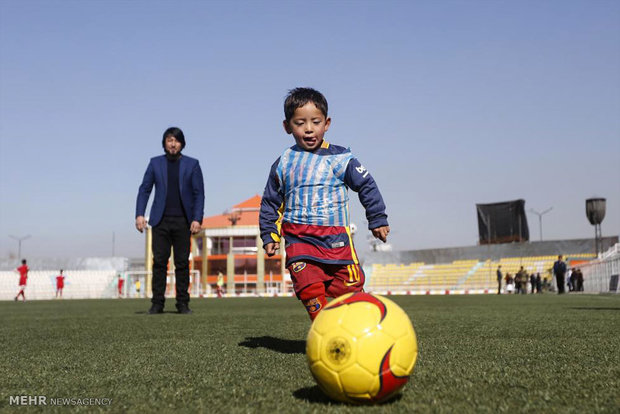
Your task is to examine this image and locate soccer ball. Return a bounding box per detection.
[306,292,418,404]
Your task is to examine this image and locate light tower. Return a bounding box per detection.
[529,207,553,242]
[9,234,31,263]
[585,198,606,256]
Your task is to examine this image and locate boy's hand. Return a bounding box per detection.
[371,226,390,243]
[265,242,280,256]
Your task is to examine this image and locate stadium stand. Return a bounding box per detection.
[365,254,599,294]
[363,237,619,294]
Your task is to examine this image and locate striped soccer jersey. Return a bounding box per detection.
[260,141,388,266]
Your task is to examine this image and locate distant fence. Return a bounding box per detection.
[0,269,292,300]
[0,270,118,300]
[580,244,620,294]
[124,270,201,298]
[4,245,617,300]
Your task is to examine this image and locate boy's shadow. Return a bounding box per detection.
[238,336,305,354]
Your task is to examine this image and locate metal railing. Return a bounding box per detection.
[579,244,620,293]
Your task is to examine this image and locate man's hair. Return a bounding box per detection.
[162,127,186,150]
[284,87,328,122]
[21,259,26,264]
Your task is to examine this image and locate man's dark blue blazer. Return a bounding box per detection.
[135,154,205,227]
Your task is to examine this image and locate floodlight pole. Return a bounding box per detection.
[529,207,553,242]
[9,234,31,263]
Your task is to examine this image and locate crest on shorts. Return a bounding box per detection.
[291,262,306,273]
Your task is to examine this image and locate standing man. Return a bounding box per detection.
[496,265,503,295]
[14,259,28,301]
[553,255,567,294]
[135,127,205,314]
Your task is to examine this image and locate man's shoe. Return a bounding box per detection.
[176,304,192,314]
[148,305,164,314]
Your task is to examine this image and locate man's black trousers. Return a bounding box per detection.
[556,274,565,294]
[152,216,191,307]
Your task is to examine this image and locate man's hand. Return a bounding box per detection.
[135,216,147,233]
[265,242,280,257]
[190,221,202,234]
[371,225,390,243]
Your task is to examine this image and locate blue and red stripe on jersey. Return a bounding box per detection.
[282,222,359,266]
[260,141,389,267]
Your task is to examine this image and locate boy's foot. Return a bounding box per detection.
[176,303,192,314]
[147,305,164,314]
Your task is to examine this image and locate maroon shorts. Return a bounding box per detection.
[287,260,365,298]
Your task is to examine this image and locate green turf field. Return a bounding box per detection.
[1,294,619,413]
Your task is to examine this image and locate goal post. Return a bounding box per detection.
[122,270,202,298]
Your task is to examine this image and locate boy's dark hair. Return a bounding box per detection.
[162,127,186,150]
[284,87,328,122]
[21,259,26,264]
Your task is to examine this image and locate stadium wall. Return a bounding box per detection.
[362,237,619,265]
[0,257,128,272]
[0,270,118,300]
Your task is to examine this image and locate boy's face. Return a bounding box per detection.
[283,102,331,151]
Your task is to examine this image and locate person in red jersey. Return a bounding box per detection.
[117,274,124,298]
[260,88,390,321]
[55,269,65,298]
[14,259,29,301]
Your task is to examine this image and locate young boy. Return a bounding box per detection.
[259,87,390,321]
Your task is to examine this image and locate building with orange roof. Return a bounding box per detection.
[143,195,287,296]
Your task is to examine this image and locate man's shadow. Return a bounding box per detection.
[238,336,306,354]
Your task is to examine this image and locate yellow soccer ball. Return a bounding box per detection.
[306,292,418,404]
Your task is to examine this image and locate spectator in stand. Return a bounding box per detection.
[535,273,542,294]
[530,273,536,294]
[496,265,503,295]
[56,269,65,298]
[553,255,567,294]
[14,259,28,301]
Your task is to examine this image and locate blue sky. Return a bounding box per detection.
[1,0,619,260]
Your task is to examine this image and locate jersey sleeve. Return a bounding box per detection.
[344,157,389,230]
[259,158,284,247]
